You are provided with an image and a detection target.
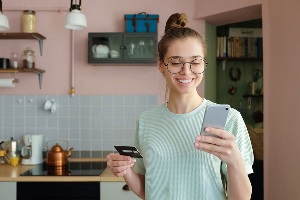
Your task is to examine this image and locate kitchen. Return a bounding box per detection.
[0,0,300,200]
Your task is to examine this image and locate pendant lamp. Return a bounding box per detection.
[65,0,87,30]
[0,0,10,31]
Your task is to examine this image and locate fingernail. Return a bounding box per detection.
[205,128,211,132]
[132,158,136,162]
[194,142,199,147]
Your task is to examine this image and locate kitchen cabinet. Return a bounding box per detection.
[0,182,16,200]
[0,33,46,89]
[17,182,100,200]
[88,32,157,64]
[100,182,141,200]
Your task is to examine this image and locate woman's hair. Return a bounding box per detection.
[157,13,207,61]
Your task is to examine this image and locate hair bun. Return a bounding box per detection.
[164,13,188,33]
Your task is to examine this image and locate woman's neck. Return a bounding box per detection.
[167,93,203,114]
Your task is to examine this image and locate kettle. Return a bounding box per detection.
[46,141,73,167]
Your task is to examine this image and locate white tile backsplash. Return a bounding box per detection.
[0,95,157,152]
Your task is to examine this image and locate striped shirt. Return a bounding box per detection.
[134,99,254,200]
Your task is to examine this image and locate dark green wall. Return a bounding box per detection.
[216,59,263,127]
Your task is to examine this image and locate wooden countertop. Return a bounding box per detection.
[0,158,125,182]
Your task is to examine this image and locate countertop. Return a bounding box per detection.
[0,158,125,182]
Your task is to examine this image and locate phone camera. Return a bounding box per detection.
[226,108,229,110]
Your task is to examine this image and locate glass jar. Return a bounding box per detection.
[0,150,9,165]
[22,10,36,33]
[10,53,19,69]
[22,48,35,68]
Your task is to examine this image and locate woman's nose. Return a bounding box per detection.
[179,63,192,75]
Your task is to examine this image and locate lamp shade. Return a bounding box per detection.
[64,9,87,30]
[0,11,9,31]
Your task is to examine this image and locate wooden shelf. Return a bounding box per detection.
[0,68,45,73]
[243,94,263,98]
[0,33,46,40]
[0,68,45,89]
[0,32,46,56]
[217,57,262,61]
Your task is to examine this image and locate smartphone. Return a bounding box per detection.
[114,145,143,158]
[200,104,230,137]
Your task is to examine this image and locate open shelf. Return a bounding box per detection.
[243,94,263,98]
[217,57,262,61]
[0,68,45,89]
[0,68,45,74]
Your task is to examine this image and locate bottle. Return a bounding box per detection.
[10,53,19,69]
[22,10,36,33]
[22,48,35,69]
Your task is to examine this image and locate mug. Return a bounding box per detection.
[44,100,53,110]
[21,146,32,159]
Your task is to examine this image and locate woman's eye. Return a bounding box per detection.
[192,63,201,66]
[171,62,182,66]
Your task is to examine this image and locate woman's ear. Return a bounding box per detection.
[158,60,165,74]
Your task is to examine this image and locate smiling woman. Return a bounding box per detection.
[106,13,254,200]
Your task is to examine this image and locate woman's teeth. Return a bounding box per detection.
[178,79,192,84]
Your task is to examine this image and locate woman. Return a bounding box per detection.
[107,13,254,200]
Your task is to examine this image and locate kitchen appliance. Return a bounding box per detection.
[21,134,43,165]
[46,140,73,167]
[19,161,107,176]
[1,137,19,161]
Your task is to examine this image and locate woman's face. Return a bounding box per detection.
[159,37,205,96]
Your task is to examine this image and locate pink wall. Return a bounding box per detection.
[196,0,300,198]
[263,0,300,199]
[0,0,205,100]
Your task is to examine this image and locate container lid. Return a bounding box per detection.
[23,10,36,14]
[24,47,35,55]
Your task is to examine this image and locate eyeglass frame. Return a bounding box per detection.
[162,56,208,75]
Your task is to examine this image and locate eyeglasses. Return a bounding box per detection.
[163,57,208,74]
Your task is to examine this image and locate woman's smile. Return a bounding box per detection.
[176,78,194,85]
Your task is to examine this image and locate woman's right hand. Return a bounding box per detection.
[106,153,136,177]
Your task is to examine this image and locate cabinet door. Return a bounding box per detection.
[100,182,141,200]
[123,33,157,63]
[88,33,123,63]
[0,182,16,200]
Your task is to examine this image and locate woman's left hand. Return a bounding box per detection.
[194,127,242,165]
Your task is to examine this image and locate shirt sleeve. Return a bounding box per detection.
[221,109,254,180]
[133,117,146,175]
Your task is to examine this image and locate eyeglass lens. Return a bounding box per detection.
[165,58,207,74]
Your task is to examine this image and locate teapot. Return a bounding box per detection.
[46,140,73,167]
[92,44,109,58]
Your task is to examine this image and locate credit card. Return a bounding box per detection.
[114,145,143,158]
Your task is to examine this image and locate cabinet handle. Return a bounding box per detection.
[122,184,130,191]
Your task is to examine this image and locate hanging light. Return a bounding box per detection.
[64,0,87,30]
[0,0,10,31]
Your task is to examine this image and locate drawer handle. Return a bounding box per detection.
[122,184,130,191]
